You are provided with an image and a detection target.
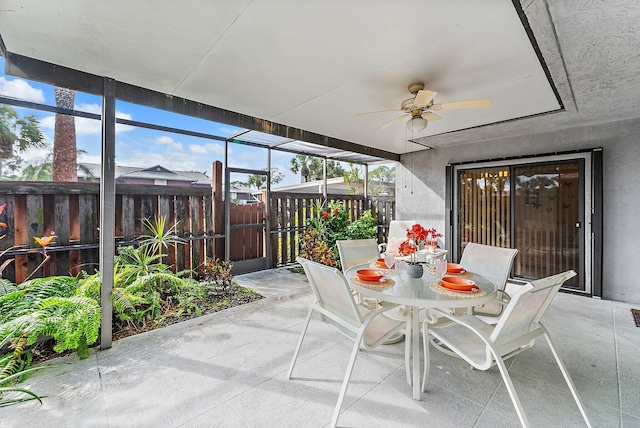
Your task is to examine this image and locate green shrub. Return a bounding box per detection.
[300,202,378,268]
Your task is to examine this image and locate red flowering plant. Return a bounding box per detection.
[407,224,433,248]
[300,201,376,269]
[402,224,440,263]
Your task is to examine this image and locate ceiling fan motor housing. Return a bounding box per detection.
[407,82,425,94]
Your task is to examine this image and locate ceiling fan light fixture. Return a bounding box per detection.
[407,116,428,133]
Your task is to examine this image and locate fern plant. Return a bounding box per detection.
[0,276,101,360]
[0,329,51,407]
[34,296,101,359]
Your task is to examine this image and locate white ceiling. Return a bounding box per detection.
[1,0,639,157]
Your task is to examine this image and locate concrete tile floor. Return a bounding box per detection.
[0,267,638,427]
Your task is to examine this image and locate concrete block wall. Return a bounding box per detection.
[398,117,640,304]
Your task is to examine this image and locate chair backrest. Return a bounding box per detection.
[336,239,380,272]
[384,220,422,255]
[459,243,518,291]
[387,220,418,240]
[296,257,363,329]
[491,270,577,348]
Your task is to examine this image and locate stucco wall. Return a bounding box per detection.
[398,117,640,304]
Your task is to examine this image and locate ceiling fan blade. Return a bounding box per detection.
[433,98,491,111]
[422,111,442,121]
[413,90,437,107]
[356,109,403,116]
[377,114,408,130]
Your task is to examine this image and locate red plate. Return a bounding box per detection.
[357,269,384,282]
[447,263,464,274]
[440,276,477,291]
[375,258,388,268]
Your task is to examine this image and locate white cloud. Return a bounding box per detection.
[218,126,240,136]
[119,148,204,172]
[76,103,100,114]
[189,145,207,154]
[38,106,133,136]
[77,153,101,164]
[155,136,175,145]
[17,145,51,163]
[204,143,225,155]
[0,77,45,103]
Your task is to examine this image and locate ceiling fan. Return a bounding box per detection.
[358,82,491,132]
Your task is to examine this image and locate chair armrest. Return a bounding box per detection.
[428,308,494,341]
[471,290,510,317]
[359,301,401,325]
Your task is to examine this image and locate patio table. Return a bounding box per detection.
[345,263,497,400]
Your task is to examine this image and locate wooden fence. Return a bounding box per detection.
[229,201,265,262]
[0,182,221,284]
[269,192,395,266]
[0,180,395,283]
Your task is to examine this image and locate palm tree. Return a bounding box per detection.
[52,87,77,182]
[0,104,46,176]
[343,163,364,195]
[290,154,312,182]
[290,155,345,182]
[325,160,345,180]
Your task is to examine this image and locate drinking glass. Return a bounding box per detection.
[384,252,395,269]
[395,260,407,278]
[435,258,447,279]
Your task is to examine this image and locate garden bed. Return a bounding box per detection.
[25,283,263,365]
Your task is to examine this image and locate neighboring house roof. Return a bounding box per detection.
[230,185,254,195]
[79,163,210,186]
[270,177,345,193]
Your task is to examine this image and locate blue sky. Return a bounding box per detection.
[0,56,382,187]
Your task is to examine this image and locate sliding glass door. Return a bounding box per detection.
[457,159,585,290]
[512,162,583,288]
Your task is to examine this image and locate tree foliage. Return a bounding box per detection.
[290,154,344,182]
[0,104,46,177]
[343,163,364,194]
[247,167,284,189]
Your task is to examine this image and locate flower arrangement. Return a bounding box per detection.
[407,224,433,249]
[398,224,442,263]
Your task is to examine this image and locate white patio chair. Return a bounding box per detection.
[459,242,518,319]
[336,239,380,272]
[423,270,592,428]
[378,220,418,254]
[288,257,405,428]
[336,239,406,344]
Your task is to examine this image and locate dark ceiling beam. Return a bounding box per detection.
[4,51,400,162]
[5,51,104,95]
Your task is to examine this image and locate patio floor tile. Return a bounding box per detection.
[0,267,634,427]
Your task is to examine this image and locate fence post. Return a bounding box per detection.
[212,161,224,259]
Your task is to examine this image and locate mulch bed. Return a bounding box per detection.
[32,287,263,364]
